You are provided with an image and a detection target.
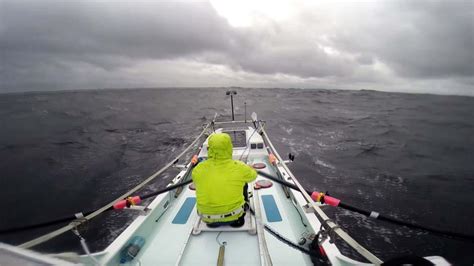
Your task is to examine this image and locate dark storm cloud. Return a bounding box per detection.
[0,0,248,90]
[1,1,233,60]
[0,0,473,93]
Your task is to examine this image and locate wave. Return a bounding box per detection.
[356,143,382,156]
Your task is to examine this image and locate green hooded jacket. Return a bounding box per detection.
[192,133,257,222]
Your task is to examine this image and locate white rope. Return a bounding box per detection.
[19,117,216,249]
[80,238,100,265]
[259,124,383,264]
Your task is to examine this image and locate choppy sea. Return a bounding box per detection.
[0,88,473,264]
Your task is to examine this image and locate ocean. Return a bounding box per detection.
[1,88,473,264]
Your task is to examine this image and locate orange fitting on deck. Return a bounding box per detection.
[269,154,277,165]
[191,155,198,165]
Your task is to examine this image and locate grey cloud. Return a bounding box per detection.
[202,24,359,78]
[0,0,238,90]
[356,54,374,65]
[1,1,234,63]
[233,45,355,78]
[325,0,474,79]
[0,0,473,94]
[0,0,356,91]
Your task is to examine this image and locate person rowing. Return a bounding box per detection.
[192,133,257,227]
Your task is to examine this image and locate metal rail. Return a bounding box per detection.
[214,120,248,125]
[258,122,383,264]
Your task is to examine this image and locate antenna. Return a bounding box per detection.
[226,90,237,121]
[244,102,247,123]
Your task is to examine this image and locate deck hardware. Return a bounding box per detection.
[216,232,227,266]
[282,186,291,198]
[288,153,295,161]
[254,180,273,189]
[174,186,184,198]
[318,230,328,246]
[302,203,315,213]
[305,233,316,242]
[173,164,187,169]
[252,163,266,169]
[124,206,149,216]
[217,244,226,266]
[320,219,340,244]
[298,237,307,245]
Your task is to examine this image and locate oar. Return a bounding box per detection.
[0,179,192,234]
[256,170,474,242]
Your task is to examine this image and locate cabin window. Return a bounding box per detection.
[224,130,247,148]
[257,143,264,149]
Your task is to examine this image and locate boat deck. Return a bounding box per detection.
[132,159,312,265]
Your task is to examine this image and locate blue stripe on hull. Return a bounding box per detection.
[261,195,282,222]
[172,197,196,224]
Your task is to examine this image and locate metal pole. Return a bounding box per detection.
[226,90,237,121]
[244,102,247,123]
[230,94,235,121]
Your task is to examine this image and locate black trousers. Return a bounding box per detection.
[243,183,248,202]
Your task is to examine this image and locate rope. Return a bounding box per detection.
[73,228,100,266]
[247,207,325,262]
[18,119,214,249]
[263,223,321,258]
[259,124,383,264]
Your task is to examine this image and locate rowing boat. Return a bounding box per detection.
[1,111,452,265]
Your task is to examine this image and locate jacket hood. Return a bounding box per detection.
[207,133,233,160]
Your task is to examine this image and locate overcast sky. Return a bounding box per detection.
[1,0,473,95]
